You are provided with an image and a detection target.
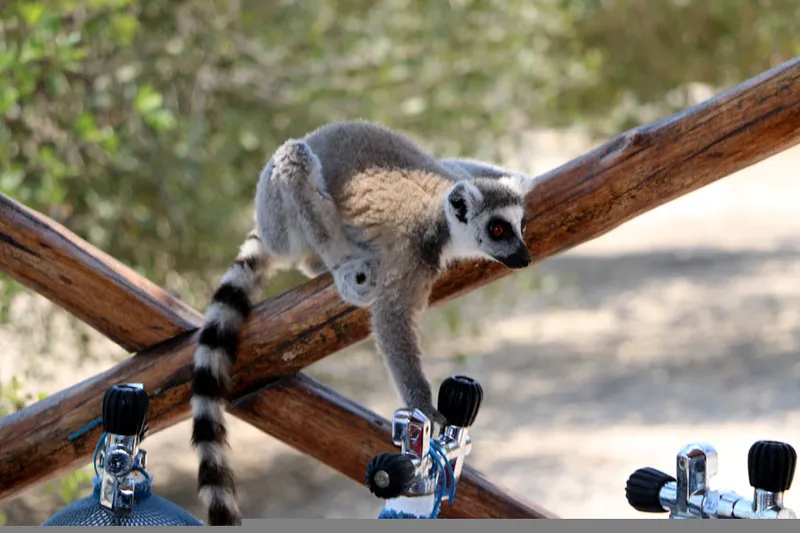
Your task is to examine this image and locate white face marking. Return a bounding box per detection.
[441,204,526,268]
[495,205,525,237]
[440,178,530,268]
[440,215,493,267]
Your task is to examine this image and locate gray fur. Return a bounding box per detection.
[440,157,514,180]
[190,120,538,525]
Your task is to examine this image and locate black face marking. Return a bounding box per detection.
[495,246,531,269]
[486,218,514,241]
[472,179,524,217]
[485,189,522,209]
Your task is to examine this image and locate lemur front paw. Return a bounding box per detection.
[332,257,379,308]
[406,394,447,427]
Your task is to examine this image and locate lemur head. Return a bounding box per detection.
[444,175,537,269]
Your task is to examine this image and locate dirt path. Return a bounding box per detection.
[2,139,799,524]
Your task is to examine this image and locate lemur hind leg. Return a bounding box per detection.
[269,139,380,308]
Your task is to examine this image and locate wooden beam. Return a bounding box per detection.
[1,56,799,503]
[0,198,549,518]
[229,373,557,519]
[0,193,199,352]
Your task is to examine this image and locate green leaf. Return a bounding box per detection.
[144,108,177,132]
[0,86,20,114]
[19,39,45,63]
[109,14,140,45]
[74,111,102,141]
[134,84,163,114]
[18,2,45,26]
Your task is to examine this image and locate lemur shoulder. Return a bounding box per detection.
[190,120,538,525]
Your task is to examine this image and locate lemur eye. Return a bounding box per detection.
[487,219,511,240]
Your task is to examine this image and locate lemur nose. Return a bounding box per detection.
[498,247,531,269]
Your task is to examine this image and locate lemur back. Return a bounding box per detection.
[190,120,538,525]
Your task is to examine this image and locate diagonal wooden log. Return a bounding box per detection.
[0,194,199,352]
[1,55,799,505]
[0,197,550,517]
[229,373,556,519]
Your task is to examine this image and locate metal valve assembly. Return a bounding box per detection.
[364,375,483,516]
[41,383,203,526]
[626,439,797,519]
[96,383,151,515]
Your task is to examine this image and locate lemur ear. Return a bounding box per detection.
[499,174,538,197]
[447,182,482,224]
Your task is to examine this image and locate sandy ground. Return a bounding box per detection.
[1,134,799,524]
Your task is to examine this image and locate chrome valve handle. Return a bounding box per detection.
[626,439,797,519]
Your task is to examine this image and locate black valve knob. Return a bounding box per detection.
[748,440,797,493]
[365,452,417,499]
[626,467,675,513]
[437,375,483,427]
[102,384,149,437]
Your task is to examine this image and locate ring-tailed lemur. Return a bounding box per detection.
[190,120,538,525]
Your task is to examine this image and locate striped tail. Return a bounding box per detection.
[190,229,267,526]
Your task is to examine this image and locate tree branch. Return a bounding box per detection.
[0,193,199,352]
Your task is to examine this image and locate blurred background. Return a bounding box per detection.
[1,0,799,524]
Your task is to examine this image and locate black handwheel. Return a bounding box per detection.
[365,452,417,499]
[437,375,483,428]
[102,383,150,437]
[748,440,797,493]
[625,467,675,513]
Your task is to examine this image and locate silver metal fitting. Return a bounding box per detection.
[388,407,473,501]
[626,440,797,519]
[97,433,147,514]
